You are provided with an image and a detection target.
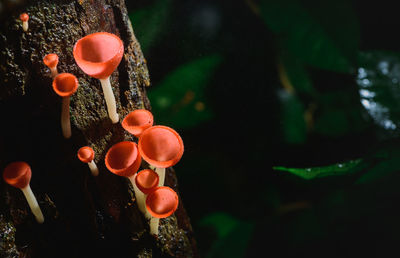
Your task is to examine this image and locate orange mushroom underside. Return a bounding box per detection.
[146,187,179,218]
[3,161,32,189]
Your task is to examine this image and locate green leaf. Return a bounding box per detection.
[128,0,172,53]
[273,159,365,180]
[199,213,254,258]
[356,51,400,134]
[279,50,316,97]
[260,0,359,72]
[278,91,307,144]
[148,55,222,128]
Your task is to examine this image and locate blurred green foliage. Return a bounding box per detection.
[128,0,400,257]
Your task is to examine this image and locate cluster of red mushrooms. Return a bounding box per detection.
[2,13,183,236]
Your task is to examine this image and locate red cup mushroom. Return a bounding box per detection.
[105,141,142,178]
[3,162,44,223]
[146,186,179,235]
[77,146,99,176]
[52,73,79,139]
[19,13,29,32]
[133,169,159,218]
[73,32,124,124]
[122,109,154,137]
[138,126,184,186]
[43,53,59,78]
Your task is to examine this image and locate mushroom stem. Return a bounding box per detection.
[22,21,28,32]
[88,160,99,176]
[61,97,71,138]
[21,185,44,224]
[50,67,58,78]
[149,217,160,235]
[129,175,151,219]
[155,167,166,186]
[99,77,119,124]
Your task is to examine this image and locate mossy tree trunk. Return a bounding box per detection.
[0,0,197,257]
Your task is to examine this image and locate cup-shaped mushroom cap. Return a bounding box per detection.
[122,109,154,137]
[20,13,29,22]
[105,141,142,177]
[52,73,79,97]
[146,186,179,218]
[3,162,32,189]
[73,32,124,79]
[43,54,59,69]
[138,126,184,168]
[77,146,94,163]
[135,169,159,194]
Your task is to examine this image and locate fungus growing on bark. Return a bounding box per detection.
[43,53,59,78]
[138,126,184,186]
[19,13,29,32]
[122,109,154,137]
[77,146,99,176]
[146,186,179,235]
[105,141,142,178]
[52,73,79,139]
[3,162,44,223]
[73,32,124,124]
[133,169,159,218]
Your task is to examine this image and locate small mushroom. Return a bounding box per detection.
[52,73,79,139]
[122,109,154,137]
[133,169,159,218]
[19,13,29,32]
[43,53,59,78]
[3,162,44,223]
[105,141,142,178]
[77,146,99,176]
[73,32,124,124]
[146,186,179,235]
[138,126,184,186]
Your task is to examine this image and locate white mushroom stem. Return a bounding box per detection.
[22,21,28,32]
[50,67,58,78]
[149,217,160,235]
[129,175,151,220]
[88,160,99,176]
[155,167,166,187]
[61,97,71,139]
[99,77,119,124]
[21,185,44,224]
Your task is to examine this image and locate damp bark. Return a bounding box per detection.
[0,0,197,257]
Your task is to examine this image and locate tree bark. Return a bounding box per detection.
[0,1,197,257]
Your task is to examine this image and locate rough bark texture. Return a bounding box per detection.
[0,1,197,257]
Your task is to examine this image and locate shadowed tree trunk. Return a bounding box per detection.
[0,0,197,257]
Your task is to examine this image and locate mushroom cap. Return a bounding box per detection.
[122,109,154,137]
[135,169,159,194]
[3,161,32,189]
[77,146,94,163]
[146,186,179,218]
[43,53,59,69]
[52,73,79,97]
[138,126,184,168]
[19,13,29,22]
[73,32,124,79]
[105,141,142,177]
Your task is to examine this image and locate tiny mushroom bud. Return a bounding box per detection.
[122,109,154,137]
[133,169,159,219]
[73,32,124,124]
[52,73,79,139]
[43,53,59,78]
[146,186,179,235]
[3,162,44,223]
[138,126,184,186]
[77,146,99,176]
[19,13,29,32]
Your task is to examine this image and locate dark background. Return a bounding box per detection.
[127,0,400,257]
